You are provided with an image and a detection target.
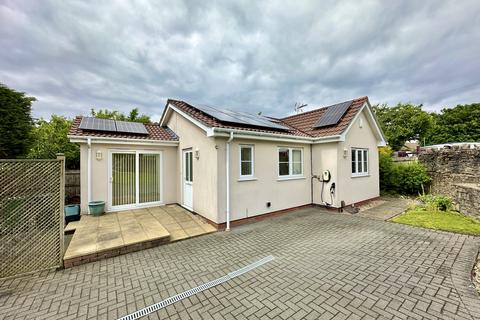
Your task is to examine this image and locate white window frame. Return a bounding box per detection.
[239,144,255,180]
[351,148,369,177]
[277,147,304,179]
[107,149,164,212]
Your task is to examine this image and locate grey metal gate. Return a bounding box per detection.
[0,156,64,278]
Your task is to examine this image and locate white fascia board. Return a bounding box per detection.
[210,128,313,144]
[68,135,179,146]
[158,107,172,127]
[365,104,387,146]
[312,136,342,144]
[228,134,312,144]
[339,102,387,146]
[161,103,211,133]
[210,127,343,144]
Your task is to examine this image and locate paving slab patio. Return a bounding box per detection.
[358,196,412,220]
[63,204,216,266]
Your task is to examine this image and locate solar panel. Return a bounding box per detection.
[115,120,148,134]
[78,117,148,134]
[313,100,353,128]
[194,104,289,130]
[79,117,116,132]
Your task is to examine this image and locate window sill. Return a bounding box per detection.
[277,176,305,181]
[351,174,370,178]
[238,177,257,182]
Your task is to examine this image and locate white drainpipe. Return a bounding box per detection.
[87,138,92,213]
[226,132,234,231]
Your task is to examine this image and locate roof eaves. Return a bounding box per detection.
[164,100,213,133]
[210,127,314,143]
[68,134,179,144]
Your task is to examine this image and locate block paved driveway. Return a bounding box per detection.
[1,207,479,320]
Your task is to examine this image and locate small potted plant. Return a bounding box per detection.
[88,201,105,216]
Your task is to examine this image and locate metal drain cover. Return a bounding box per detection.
[118,255,275,320]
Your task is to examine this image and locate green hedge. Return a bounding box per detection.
[379,149,431,195]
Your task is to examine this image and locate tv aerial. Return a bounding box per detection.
[294,102,307,114]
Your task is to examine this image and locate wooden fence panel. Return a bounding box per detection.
[0,158,64,278]
[65,170,80,198]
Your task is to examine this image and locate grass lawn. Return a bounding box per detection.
[391,210,480,236]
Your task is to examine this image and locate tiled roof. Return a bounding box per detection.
[168,96,368,138]
[280,96,368,137]
[70,96,369,142]
[167,99,310,136]
[69,116,178,141]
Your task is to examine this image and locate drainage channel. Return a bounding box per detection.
[118,255,275,320]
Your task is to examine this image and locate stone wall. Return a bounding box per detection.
[418,147,480,217]
[419,147,480,198]
[455,184,480,218]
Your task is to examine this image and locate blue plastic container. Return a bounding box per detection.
[64,204,80,223]
[65,204,80,216]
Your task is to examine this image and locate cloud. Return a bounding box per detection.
[1,0,479,120]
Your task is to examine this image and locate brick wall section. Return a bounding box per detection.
[418,147,480,217]
[455,183,480,218]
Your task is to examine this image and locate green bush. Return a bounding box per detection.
[392,163,431,195]
[379,148,431,195]
[379,148,395,191]
[418,194,453,211]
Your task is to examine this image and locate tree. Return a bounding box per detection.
[28,115,80,169]
[373,103,433,151]
[0,83,35,158]
[90,107,150,124]
[425,103,480,144]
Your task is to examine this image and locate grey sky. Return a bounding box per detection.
[1,0,479,121]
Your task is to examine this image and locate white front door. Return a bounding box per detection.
[182,149,193,210]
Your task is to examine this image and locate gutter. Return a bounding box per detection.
[87,138,92,213]
[68,135,179,146]
[208,127,342,144]
[226,132,234,231]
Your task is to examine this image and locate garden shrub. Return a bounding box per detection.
[392,162,431,195]
[379,147,395,191]
[378,147,431,195]
[418,194,453,211]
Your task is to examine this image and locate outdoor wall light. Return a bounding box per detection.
[343,148,348,158]
[195,148,200,160]
[96,150,103,161]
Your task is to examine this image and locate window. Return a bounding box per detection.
[239,145,254,178]
[184,151,193,183]
[352,148,368,176]
[278,147,303,177]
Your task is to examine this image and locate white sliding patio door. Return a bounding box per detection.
[109,151,162,211]
[139,153,161,204]
[111,152,136,207]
